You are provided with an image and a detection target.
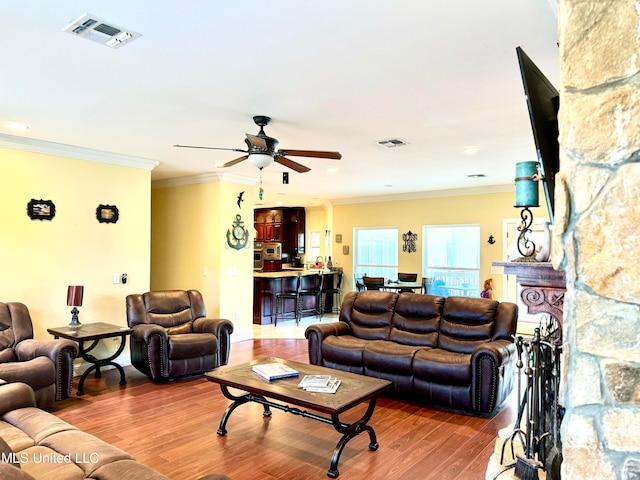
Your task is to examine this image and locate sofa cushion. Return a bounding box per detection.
[389,294,444,346]
[0,464,35,480]
[168,333,217,360]
[2,407,76,445]
[89,459,170,480]
[437,297,498,354]
[413,348,472,385]
[321,335,371,366]
[363,341,422,375]
[165,321,193,335]
[18,445,86,480]
[0,357,55,392]
[0,421,34,453]
[39,430,133,477]
[344,291,397,340]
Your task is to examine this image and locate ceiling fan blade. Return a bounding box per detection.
[174,145,248,153]
[245,134,268,150]
[277,149,342,160]
[221,155,249,168]
[274,156,311,173]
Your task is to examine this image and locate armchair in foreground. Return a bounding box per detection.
[0,301,78,408]
[126,290,233,381]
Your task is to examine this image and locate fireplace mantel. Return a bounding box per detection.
[493,261,566,344]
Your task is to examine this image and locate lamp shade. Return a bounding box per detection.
[515,161,540,207]
[67,285,84,307]
[248,153,273,169]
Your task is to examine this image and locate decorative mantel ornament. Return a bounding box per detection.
[226,214,249,250]
[402,230,418,253]
[514,161,542,260]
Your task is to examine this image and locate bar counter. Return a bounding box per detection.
[253,270,337,325]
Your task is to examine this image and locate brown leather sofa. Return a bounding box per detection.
[305,291,518,416]
[126,290,234,381]
[0,302,78,409]
[0,382,233,479]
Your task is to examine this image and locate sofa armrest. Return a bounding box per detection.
[305,321,351,365]
[15,339,78,364]
[193,318,234,366]
[471,339,516,366]
[14,339,79,401]
[471,339,517,413]
[131,324,168,343]
[0,382,37,416]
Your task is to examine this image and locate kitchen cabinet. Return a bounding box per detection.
[254,207,305,256]
[254,209,283,242]
[288,207,305,254]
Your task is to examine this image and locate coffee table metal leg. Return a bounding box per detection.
[217,386,271,435]
[327,397,379,478]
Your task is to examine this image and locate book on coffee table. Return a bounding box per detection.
[252,362,299,381]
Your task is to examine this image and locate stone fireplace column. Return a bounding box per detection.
[555,1,640,478]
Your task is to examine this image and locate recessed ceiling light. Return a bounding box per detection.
[462,146,479,155]
[327,166,339,174]
[6,122,29,132]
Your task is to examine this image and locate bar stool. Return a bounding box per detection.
[322,270,343,313]
[299,271,324,321]
[275,273,302,326]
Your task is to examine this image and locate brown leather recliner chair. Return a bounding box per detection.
[126,290,234,381]
[0,302,78,409]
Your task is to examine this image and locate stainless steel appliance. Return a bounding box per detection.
[254,242,264,270]
[262,243,282,260]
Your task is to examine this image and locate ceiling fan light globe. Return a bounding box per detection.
[249,153,273,169]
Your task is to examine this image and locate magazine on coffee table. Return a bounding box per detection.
[304,377,341,394]
[252,363,299,381]
[297,374,332,388]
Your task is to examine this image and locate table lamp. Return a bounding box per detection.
[67,285,84,328]
[514,161,540,259]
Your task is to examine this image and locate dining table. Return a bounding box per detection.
[383,280,422,293]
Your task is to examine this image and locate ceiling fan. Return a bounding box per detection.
[174,115,342,173]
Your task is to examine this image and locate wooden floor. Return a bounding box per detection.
[52,338,517,480]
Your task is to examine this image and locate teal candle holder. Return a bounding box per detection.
[514,161,541,259]
[515,161,540,207]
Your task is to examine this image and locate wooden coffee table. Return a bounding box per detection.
[205,357,391,478]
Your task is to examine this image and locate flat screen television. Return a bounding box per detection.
[516,46,560,225]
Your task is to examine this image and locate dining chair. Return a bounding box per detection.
[363,276,385,291]
[354,274,366,292]
[397,272,418,293]
[421,277,433,294]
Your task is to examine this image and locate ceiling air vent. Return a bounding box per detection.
[63,13,141,49]
[376,138,408,148]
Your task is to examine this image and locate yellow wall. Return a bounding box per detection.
[329,191,549,301]
[0,147,152,365]
[151,179,254,341]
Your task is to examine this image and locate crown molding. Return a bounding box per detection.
[152,172,257,189]
[0,133,159,170]
[329,183,514,205]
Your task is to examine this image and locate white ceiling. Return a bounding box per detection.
[0,1,559,207]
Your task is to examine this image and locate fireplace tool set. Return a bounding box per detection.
[494,320,564,480]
